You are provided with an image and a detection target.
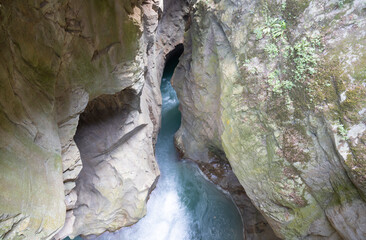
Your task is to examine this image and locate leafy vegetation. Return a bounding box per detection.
[292,37,321,83]
[249,3,322,95]
[265,43,279,59]
[337,122,349,140]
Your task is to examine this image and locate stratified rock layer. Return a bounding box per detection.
[173,0,366,239]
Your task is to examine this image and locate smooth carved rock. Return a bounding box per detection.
[173,0,366,239]
[0,0,162,239]
[67,88,159,238]
[2,0,366,239]
[172,11,278,239]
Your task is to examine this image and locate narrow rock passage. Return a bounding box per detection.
[93,51,243,240]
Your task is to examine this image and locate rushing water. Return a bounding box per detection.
[69,52,243,240]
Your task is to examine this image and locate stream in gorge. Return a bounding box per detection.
[71,51,244,240]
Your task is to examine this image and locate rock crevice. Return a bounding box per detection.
[1,0,366,239]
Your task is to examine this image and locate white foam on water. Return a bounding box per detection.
[95,176,191,240]
[161,78,179,113]
[93,77,191,240]
[90,64,243,240]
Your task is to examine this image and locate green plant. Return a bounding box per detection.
[254,4,287,41]
[292,38,319,83]
[336,0,353,8]
[254,28,263,40]
[265,43,279,59]
[337,122,349,140]
[243,59,258,75]
[253,3,322,95]
[267,17,286,39]
[337,0,345,8]
[267,70,294,94]
[281,0,287,11]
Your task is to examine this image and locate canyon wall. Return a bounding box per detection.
[173,0,366,239]
[0,0,164,238]
[2,0,366,239]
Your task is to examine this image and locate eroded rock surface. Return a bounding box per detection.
[172,10,278,238]
[2,0,366,239]
[0,0,162,238]
[66,87,159,238]
[173,0,366,239]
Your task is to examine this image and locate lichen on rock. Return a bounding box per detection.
[174,0,366,239]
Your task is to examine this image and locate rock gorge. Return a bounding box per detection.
[0,0,365,240]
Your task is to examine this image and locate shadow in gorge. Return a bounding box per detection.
[165,43,184,74]
[70,44,243,240]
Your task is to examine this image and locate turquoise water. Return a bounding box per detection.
[70,54,243,240]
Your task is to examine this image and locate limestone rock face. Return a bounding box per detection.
[0,0,162,239]
[174,0,366,239]
[173,12,278,239]
[67,87,159,238]
[144,0,191,141]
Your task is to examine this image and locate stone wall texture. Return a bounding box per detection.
[173,0,366,239]
[0,0,163,238]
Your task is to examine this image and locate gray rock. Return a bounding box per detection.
[173,0,366,239]
[0,0,163,238]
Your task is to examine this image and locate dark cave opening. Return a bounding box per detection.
[163,43,184,78]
